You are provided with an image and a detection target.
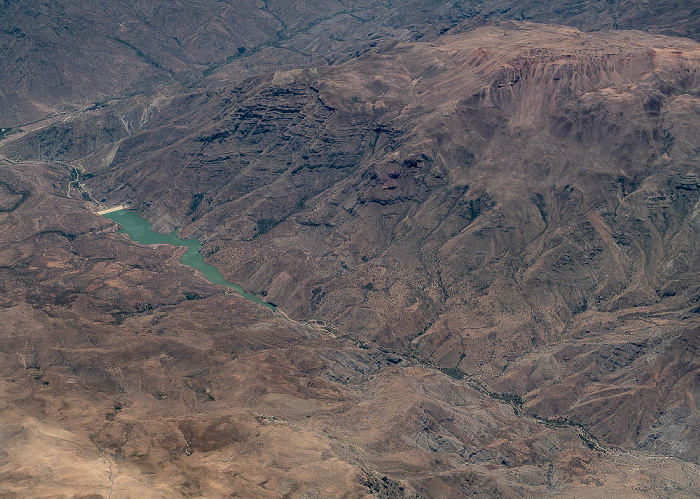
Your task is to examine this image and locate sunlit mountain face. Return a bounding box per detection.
[1,2,700,497]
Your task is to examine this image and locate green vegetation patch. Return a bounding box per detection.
[0,180,30,213]
[0,127,22,140]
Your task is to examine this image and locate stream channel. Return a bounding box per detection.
[102,212,612,454]
[103,209,276,310]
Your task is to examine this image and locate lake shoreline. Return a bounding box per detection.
[102,209,277,311]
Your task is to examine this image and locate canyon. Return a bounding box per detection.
[2,2,700,498]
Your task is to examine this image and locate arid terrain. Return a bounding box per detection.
[2,2,700,498]
[3,0,699,125]
[1,157,698,497]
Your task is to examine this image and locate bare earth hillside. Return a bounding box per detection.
[2,4,700,499]
[2,0,699,125]
[0,157,698,497]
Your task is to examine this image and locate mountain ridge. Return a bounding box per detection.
[2,4,700,497]
[5,23,699,468]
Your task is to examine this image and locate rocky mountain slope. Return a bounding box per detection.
[2,2,700,498]
[2,0,699,126]
[1,158,698,498]
[6,21,700,473]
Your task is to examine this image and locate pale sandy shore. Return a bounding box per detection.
[95,205,127,215]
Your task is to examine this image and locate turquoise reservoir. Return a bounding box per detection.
[103,209,275,310]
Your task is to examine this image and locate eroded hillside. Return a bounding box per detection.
[2,0,699,125]
[3,3,700,496]
[5,23,700,474]
[0,157,698,497]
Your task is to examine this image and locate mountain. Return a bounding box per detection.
[2,2,700,498]
[0,156,696,497]
[2,0,699,125]
[81,23,700,463]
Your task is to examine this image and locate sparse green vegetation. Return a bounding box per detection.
[0,127,22,140]
[255,218,278,236]
[0,180,30,213]
[440,367,465,380]
[187,193,205,216]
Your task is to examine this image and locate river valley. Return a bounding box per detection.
[102,209,276,310]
